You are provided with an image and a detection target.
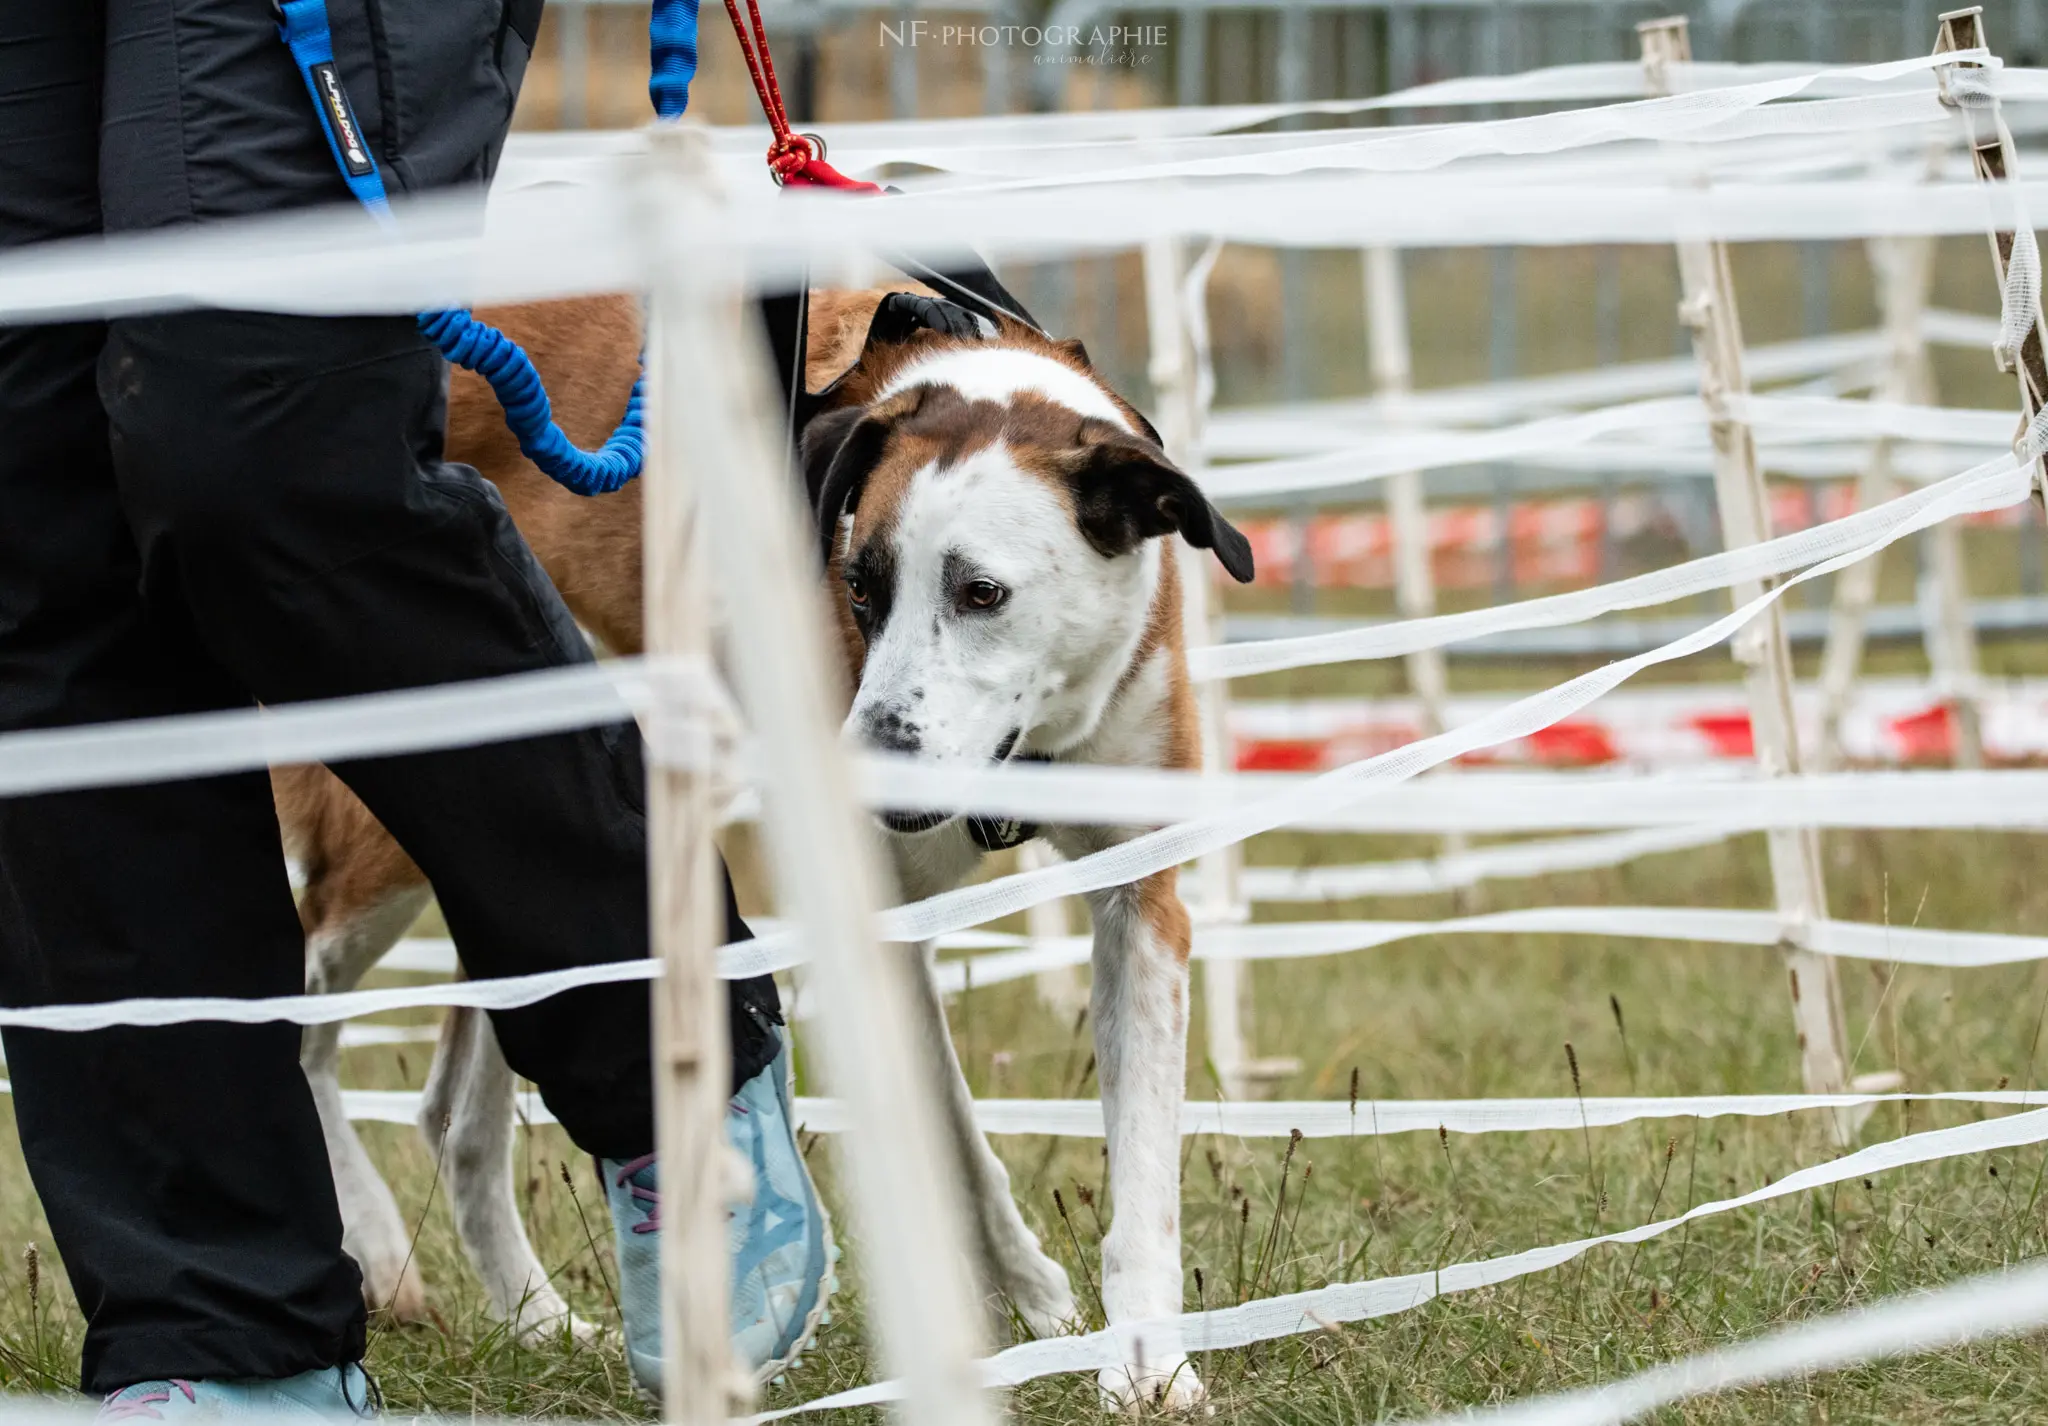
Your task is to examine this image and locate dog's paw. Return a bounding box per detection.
[509,1291,601,1348]
[361,1256,429,1326]
[1003,1252,1079,1339]
[516,1310,604,1348]
[1097,1357,1206,1414]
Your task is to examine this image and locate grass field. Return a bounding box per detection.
[3,814,2048,1422]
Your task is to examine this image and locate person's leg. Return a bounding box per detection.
[97,0,783,1165]
[92,0,807,1391]
[0,7,365,1395]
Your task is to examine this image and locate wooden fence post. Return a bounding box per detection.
[643,123,994,1426]
[1639,18,1892,1136]
[1934,8,2048,493]
[644,142,742,1426]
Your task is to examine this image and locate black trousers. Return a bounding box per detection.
[0,0,778,1393]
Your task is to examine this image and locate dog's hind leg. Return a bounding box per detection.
[908,941,1078,1339]
[301,883,436,1324]
[420,1006,594,1344]
[282,763,440,1323]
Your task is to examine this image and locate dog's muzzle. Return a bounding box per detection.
[879,808,952,834]
[876,742,1047,846]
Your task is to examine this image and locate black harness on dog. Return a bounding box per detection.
[758,254,1043,465]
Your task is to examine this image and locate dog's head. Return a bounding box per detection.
[803,333,1253,834]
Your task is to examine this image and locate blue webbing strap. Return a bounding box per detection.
[649,0,702,121]
[273,0,698,496]
[275,0,395,222]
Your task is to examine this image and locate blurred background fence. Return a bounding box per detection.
[511,0,2048,663]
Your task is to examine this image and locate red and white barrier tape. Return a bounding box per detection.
[1229,677,2048,771]
[1234,490,2026,593]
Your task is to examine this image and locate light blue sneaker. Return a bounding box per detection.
[604,1038,835,1398]
[96,1365,376,1420]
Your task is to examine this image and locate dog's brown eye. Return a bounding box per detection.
[959,579,1007,612]
[845,575,869,608]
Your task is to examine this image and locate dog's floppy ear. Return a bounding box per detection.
[803,408,888,569]
[801,387,934,569]
[800,406,865,512]
[1062,423,1256,583]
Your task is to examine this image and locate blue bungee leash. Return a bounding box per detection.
[274,0,701,495]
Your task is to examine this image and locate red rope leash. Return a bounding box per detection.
[721,0,882,191]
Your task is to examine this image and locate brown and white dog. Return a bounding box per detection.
[278,287,1252,1409]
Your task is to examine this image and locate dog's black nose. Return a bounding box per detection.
[863,707,921,755]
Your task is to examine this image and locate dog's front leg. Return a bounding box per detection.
[881,829,1077,1336]
[1086,872,1202,1411]
[901,937,1079,1337]
[420,1007,592,1344]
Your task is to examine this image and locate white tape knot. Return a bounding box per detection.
[641,654,746,795]
[1944,67,1997,111]
[2020,406,2048,461]
[1998,223,2042,376]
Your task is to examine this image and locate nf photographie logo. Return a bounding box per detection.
[879,20,1167,65]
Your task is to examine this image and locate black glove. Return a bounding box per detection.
[866,290,997,346]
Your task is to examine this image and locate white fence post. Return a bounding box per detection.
[642,124,994,1426]
[1639,18,1887,1136]
[1022,842,1087,1020]
[1817,226,1942,768]
[559,0,590,129]
[1365,245,1470,887]
[1144,236,1296,1097]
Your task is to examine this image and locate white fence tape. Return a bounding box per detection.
[505,61,2046,176]
[898,90,1958,191]
[920,908,2048,997]
[962,766,2048,835]
[0,447,2024,1029]
[1198,393,2013,501]
[506,64,1800,181]
[1425,1259,2048,1426]
[10,173,2047,326]
[1223,825,1737,902]
[0,660,642,798]
[764,1104,2048,1417]
[3,53,2045,323]
[14,894,2042,1035]
[1204,326,1946,449]
[335,1024,442,1048]
[0,443,2017,804]
[791,1089,2048,1140]
[143,1078,2043,1141]
[1196,389,2007,501]
[1194,451,2026,680]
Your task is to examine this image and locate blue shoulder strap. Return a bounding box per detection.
[273,0,699,496]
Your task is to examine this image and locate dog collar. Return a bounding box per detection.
[965,752,1051,851]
